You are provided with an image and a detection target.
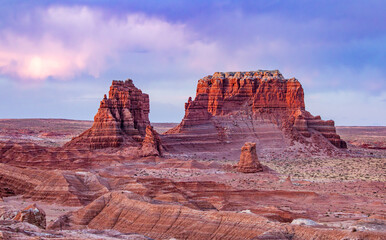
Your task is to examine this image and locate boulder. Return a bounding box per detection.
[291,218,319,226]
[13,203,46,229]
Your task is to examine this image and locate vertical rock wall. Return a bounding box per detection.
[163,70,346,157]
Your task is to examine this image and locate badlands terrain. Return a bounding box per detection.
[0,70,385,239]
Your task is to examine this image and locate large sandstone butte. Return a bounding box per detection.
[66,79,150,149]
[164,70,346,158]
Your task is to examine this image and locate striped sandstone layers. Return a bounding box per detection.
[65,79,150,149]
[49,191,383,240]
[0,163,109,206]
[163,70,346,158]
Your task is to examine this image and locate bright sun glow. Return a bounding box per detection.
[27,56,44,78]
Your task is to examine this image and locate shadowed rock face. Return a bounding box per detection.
[237,142,263,173]
[163,70,346,158]
[141,125,163,156]
[65,79,150,149]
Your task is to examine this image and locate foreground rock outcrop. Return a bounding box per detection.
[50,191,384,240]
[237,142,263,173]
[163,70,346,158]
[66,79,150,149]
[49,192,277,239]
[0,163,109,206]
[13,204,46,229]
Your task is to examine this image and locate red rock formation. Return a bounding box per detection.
[292,113,347,148]
[237,142,263,173]
[171,71,305,129]
[163,70,346,158]
[50,191,383,240]
[140,125,163,156]
[0,163,109,206]
[65,79,150,149]
[48,191,281,239]
[0,140,149,170]
[13,204,46,229]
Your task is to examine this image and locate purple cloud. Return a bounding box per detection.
[0,6,222,82]
[0,1,385,125]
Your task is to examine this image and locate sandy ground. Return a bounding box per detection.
[337,126,386,149]
[0,119,93,147]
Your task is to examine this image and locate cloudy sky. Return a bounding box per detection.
[0,0,385,125]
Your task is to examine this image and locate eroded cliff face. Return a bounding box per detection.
[164,70,346,158]
[65,79,150,149]
[172,70,304,128]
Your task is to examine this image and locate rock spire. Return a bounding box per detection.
[66,79,150,149]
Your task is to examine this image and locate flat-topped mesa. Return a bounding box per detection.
[164,70,346,156]
[65,79,150,149]
[177,70,305,128]
[202,70,304,110]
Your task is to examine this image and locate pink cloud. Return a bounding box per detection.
[0,6,221,82]
[0,33,87,80]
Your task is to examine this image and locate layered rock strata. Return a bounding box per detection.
[0,163,109,206]
[237,142,263,173]
[293,114,347,148]
[50,191,383,240]
[66,79,150,149]
[163,70,346,157]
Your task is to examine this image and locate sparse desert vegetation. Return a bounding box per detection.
[263,157,386,182]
